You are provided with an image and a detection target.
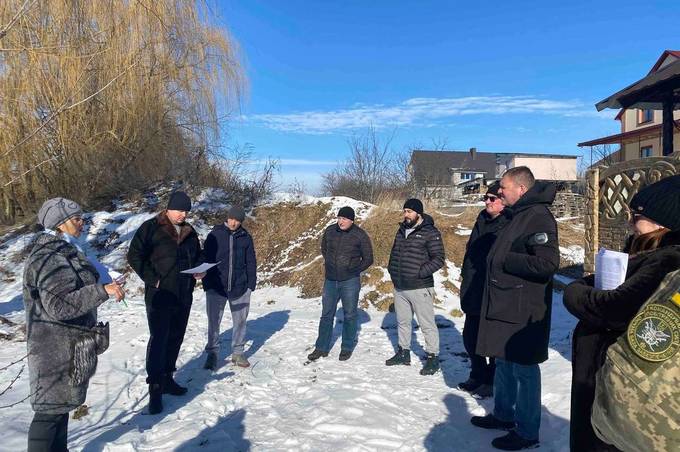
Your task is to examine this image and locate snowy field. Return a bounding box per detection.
[0,194,578,451]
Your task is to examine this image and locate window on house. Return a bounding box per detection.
[638,109,654,124]
[461,173,473,180]
[639,146,653,158]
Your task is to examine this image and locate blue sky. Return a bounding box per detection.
[213,1,679,193]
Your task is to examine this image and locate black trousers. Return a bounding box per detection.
[462,314,495,384]
[145,289,192,384]
[27,412,69,452]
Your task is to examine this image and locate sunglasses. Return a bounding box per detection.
[483,195,499,202]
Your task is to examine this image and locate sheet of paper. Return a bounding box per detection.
[180,261,220,274]
[595,249,628,290]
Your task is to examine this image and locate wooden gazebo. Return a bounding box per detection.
[595,58,680,156]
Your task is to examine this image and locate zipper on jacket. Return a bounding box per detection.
[228,232,234,292]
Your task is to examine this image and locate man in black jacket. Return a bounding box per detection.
[308,206,373,362]
[459,182,508,398]
[202,206,257,370]
[386,198,445,375]
[127,191,204,415]
[470,167,559,450]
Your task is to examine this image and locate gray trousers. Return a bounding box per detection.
[205,289,251,355]
[394,287,439,355]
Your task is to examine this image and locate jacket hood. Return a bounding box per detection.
[509,181,557,213]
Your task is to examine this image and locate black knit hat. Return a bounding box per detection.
[337,206,355,222]
[227,205,246,223]
[630,175,680,231]
[486,181,501,196]
[167,191,191,211]
[403,198,424,215]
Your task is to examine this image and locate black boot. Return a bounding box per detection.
[204,352,217,371]
[148,383,163,415]
[470,414,516,431]
[339,350,352,361]
[457,377,482,392]
[420,353,440,375]
[385,347,411,366]
[163,374,188,396]
[491,431,539,450]
[307,349,329,361]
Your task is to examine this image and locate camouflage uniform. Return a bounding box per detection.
[592,269,680,451]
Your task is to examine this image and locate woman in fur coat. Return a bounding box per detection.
[22,197,124,452]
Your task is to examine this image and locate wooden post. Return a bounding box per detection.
[663,97,674,156]
[584,168,599,275]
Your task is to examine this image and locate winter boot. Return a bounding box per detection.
[307,349,329,361]
[232,353,250,368]
[385,347,411,366]
[470,414,516,431]
[457,377,482,393]
[471,383,494,399]
[339,350,352,361]
[491,431,539,450]
[420,353,440,375]
[148,384,163,415]
[203,352,218,371]
[163,374,188,396]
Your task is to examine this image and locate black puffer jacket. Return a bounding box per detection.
[461,209,509,314]
[127,211,202,305]
[321,223,373,282]
[563,231,680,452]
[476,182,560,364]
[388,214,446,290]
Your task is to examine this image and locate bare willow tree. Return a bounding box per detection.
[0,0,245,224]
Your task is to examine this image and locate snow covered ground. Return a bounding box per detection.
[0,192,578,451]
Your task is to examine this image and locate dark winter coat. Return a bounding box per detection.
[127,211,202,306]
[22,233,109,414]
[202,224,257,300]
[321,223,374,282]
[388,214,446,290]
[563,231,680,452]
[460,210,509,314]
[476,182,560,365]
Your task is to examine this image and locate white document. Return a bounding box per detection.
[180,262,220,274]
[595,249,628,290]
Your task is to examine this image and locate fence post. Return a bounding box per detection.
[584,168,599,275]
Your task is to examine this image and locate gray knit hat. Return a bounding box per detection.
[227,205,246,223]
[37,197,82,230]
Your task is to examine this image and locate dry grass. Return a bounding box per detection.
[247,199,585,310]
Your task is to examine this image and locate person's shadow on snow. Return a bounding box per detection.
[175,409,250,452]
[424,391,570,451]
[78,310,290,452]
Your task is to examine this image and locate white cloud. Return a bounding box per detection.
[249,96,611,134]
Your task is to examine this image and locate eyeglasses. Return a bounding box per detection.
[483,195,498,202]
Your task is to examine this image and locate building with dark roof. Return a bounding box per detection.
[409,148,577,204]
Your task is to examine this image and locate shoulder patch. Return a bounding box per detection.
[532,232,548,245]
[627,302,679,362]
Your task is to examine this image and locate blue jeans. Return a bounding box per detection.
[314,277,360,352]
[493,358,541,441]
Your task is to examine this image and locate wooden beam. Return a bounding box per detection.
[663,97,674,156]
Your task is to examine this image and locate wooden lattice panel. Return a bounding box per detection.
[583,154,680,275]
